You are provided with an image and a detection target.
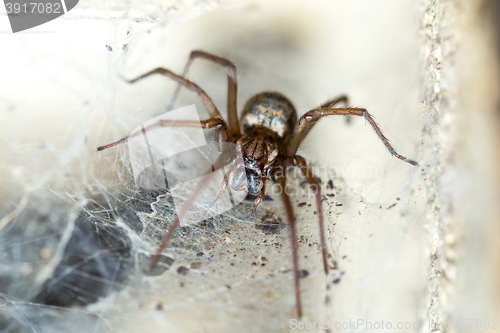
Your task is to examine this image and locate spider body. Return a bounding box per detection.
[240,91,297,140]
[235,92,296,195]
[97,51,417,318]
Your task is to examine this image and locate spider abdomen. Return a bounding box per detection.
[240,92,297,141]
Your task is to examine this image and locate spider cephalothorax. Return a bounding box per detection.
[237,135,277,195]
[97,51,417,317]
[235,92,297,196]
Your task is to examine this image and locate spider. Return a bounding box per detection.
[97,50,417,317]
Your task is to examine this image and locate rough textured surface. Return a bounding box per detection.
[420,0,459,329]
[419,1,500,332]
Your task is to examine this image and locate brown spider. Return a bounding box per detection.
[97,50,417,317]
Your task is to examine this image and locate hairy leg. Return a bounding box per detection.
[149,150,234,269]
[277,174,303,317]
[288,107,417,165]
[320,95,349,109]
[293,155,328,274]
[126,67,224,120]
[167,51,241,136]
[97,118,229,151]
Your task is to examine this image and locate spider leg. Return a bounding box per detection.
[291,95,350,143]
[249,178,267,218]
[149,151,233,269]
[167,51,241,136]
[211,163,236,206]
[125,68,224,120]
[320,95,349,109]
[97,118,229,151]
[287,107,417,165]
[276,173,303,318]
[293,155,328,274]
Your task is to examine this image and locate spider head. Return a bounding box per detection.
[231,137,278,196]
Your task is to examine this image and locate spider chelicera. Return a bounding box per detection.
[97,50,417,317]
